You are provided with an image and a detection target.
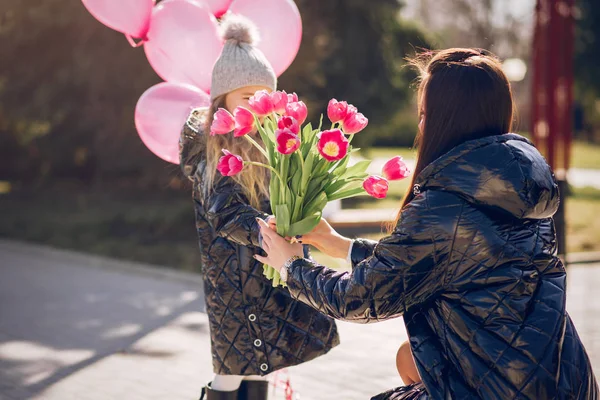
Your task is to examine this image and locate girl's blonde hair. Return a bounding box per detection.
[204,95,270,209]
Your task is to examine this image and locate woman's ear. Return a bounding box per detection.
[418,116,425,134]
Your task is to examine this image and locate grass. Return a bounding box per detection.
[571,141,600,169]
[361,147,417,161]
[0,183,203,272]
[345,185,600,255]
[360,140,600,170]
[566,186,600,253]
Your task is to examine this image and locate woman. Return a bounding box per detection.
[255,48,598,399]
[180,15,339,400]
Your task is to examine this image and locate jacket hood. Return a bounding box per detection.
[415,134,560,219]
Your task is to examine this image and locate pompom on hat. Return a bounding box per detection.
[210,14,277,100]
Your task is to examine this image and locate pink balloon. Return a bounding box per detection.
[205,0,233,18]
[81,0,154,38]
[228,0,302,77]
[144,0,223,92]
[135,82,210,164]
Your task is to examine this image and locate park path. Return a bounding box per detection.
[0,239,598,400]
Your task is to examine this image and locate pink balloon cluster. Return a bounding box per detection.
[81,0,303,164]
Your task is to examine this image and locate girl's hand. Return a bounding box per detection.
[298,218,353,260]
[255,219,304,271]
[266,216,277,232]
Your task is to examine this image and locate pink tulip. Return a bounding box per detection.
[217,150,244,176]
[327,99,349,124]
[317,129,349,162]
[276,128,301,155]
[382,156,411,181]
[346,104,358,117]
[287,92,299,103]
[248,90,274,116]
[342,111,368,135]
[210,108,235,135]
[233,106,256,137]
[285,101,308,125]
[270,90,289,114]
[363,176,389,199]
[277,116,300,135]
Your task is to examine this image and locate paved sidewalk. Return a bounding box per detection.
[0,240,598,400]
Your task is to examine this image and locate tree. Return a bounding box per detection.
[574,0,600,142]
[280,0,432,148]
[0,0,431,185]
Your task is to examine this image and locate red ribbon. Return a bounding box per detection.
[270,369,295,400]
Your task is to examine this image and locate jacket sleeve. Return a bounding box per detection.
[204,175,269,248]
[285,192,460,322]
[350,238,378,268]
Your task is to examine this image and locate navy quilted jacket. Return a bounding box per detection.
[180,108,339,376]
[285,134,598,399]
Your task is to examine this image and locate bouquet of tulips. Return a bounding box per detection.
[211,90,410,286]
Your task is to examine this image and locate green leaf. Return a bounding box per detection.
[314,155,332,175]
[289,153,302,190]
[317,114,324,132]
[264,118,276,142]
[301,123,314,157]
[292,194,303,222]
[302,122,313,138]
[303,191,328,216]
[281,155,290,201]
[300,151,315,191]
[326,179,363,197]
[287,212,321,237]
[275,204,291,236]
[324,179,347,196]
[270,175,280,208]
[332,154,351,177]
[340,160,371,179]
[327,186,368,201]
[306,174,328,200]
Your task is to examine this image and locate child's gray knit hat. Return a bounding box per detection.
[210,14,277,100]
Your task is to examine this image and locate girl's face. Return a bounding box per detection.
[224,85,272,113]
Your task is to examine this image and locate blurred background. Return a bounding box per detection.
[1,0,599,271]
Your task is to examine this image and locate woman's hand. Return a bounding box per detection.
[255,218,304,271]
[298,219,353,260]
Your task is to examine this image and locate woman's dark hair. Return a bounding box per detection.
[395,48,515,224]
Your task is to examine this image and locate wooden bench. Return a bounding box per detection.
[328,208,397,236]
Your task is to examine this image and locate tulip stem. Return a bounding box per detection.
[245,161,285,189]
[243,135,269,160]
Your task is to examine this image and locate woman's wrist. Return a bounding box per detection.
[329,235,353,259]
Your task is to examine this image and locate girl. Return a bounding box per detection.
[255,48,598,399]
[179,16,339,400]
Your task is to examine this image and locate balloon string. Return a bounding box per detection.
[271,369,295,400]
[125,34,147,48]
